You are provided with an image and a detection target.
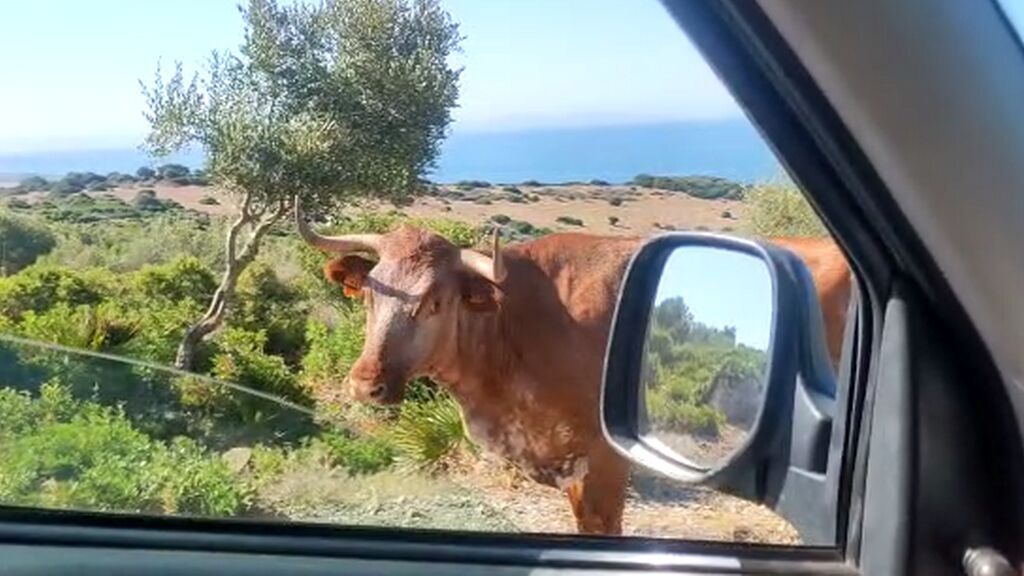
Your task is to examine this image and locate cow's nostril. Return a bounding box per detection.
[368,385,385,399]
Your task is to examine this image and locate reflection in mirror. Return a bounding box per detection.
[640,246,773,471]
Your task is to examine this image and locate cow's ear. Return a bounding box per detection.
[459,273,502,313]
[324,255,375,298]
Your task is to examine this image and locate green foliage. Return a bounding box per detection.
[644,296,766,437]
[133,257,217,304]
[156,164,191,180]
[16,302,137,352]
[608,215,620,226]
[0,265,112,319]
[300,307,365,389]
[318,429,396,475]
[0,211,57,274]
[589,179,611,186]
[0,382,251,516]
[39,215,226,273]
[455,180,492,190]
[490,214,511,225]
[556,215,584,227]
[746,182,828,238]
[143,0,462,213]
[16,176,49,192]
[33,194,152,223]
[632,174,746,200]
[608,197,623,207]
[389,389,469,469]
[136,166,157,180]
[206,328,316,441]
[198,195,220,205]
[234,262,306,360]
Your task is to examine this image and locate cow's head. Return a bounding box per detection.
[296,199,505,404]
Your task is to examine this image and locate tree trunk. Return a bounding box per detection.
[174,195,287,371]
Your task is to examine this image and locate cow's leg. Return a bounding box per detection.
[565,443,629,535]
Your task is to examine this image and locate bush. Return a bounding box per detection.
[133,189,162,211]
[198,195,220,205]
[455,180,491,190]
[50,180,84,196]
[0,382,252,516]
[608,216,620,227]
[0,265,112,318]
[234,262,306,361]
[136,166,157,181]
[156,164,191,181]
[0,212,56,274]
[631,174,746,200]
[490,214,511,225]
[556,216,584,227]
[319,430,396,475]
[520,180,544,187]
[208,328,316,441]
[16,176,49,192]
[608,197,623,207]
[589,179,610,186]
[132,257,217,304]
[300,308,365,392]
[389,389,469,469]
[746,182,828,238]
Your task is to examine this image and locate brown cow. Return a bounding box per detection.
[297,204,851,535]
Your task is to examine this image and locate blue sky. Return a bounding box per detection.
[654,246,773,351]
[0,0,740,153]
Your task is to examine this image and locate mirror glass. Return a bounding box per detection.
[640,245,773,471]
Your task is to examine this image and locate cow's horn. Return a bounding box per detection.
[294,197,382,254]
[459,228,506,285]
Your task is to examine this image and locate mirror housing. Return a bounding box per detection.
[601,232,838,542]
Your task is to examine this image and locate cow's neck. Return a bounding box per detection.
[428,306,512,406]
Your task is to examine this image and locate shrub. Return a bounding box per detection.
[631,174,746,200]
[520,180,543,187]
[0,265,112,318]
[501,186,522,195]
[455,180,492,190]
[319,430,396,475]
[208,328,316,441]
[50,180,84,196]
[746,182,828,238]
[608,197,623,207]
[135,166,156,181]
[198,195,220,205]
[16,176,49,192]
[132,257,217,303]
[132,189,162,211]
[490,214,511,225]
[156,164,191,181]
[300,308,365,392]
[589,179,610,186]
[234,262,306,361]
[608,216,620,227]
[721,210,734,219]
[0,212,56,274]
[0,382,252,516]
[556,216,584,227]
[389,389,469,469]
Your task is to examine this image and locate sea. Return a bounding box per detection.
[0,119,781,185]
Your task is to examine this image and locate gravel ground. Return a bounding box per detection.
[263,455,799,543]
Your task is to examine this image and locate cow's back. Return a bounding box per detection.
[507,233,641,343]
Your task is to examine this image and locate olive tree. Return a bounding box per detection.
[142,0,461,370]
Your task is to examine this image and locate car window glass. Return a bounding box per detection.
[0,0,840,545]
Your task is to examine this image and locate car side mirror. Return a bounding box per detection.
[601,233,839,544]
